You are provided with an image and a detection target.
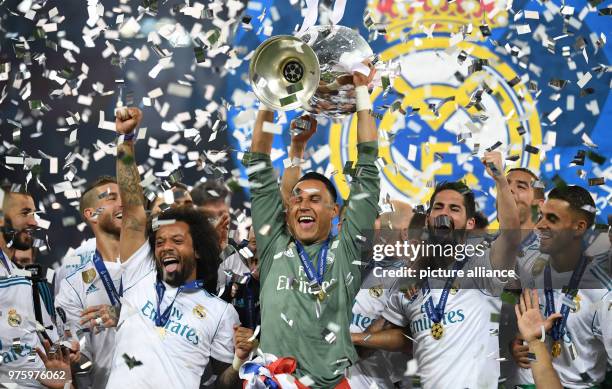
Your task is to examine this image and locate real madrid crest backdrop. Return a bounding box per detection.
[226,0,611,228]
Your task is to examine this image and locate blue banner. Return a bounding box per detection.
[225,0,611,225]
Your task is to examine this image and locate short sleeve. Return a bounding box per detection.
[55,278,85,328]
[121,241,155,291]
[210,304,240,364]
[594,291,612,366]
[382,291,410,327]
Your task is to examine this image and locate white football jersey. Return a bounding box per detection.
[516,232,546,288]
[106,241,239,389]
[54,238,97,296]
[0,275,59,388]
[348,260,411,388]
[55,256,122,389]
[515,252,611,388]
[382,250,505,389]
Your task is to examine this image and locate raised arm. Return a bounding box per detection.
[251,108,275,154]
[115,107,146,262]
[245,106,287,273]
[338,66,381,263]
[354,65,377,144]
[484,151,521,270]
[280,116,317,205]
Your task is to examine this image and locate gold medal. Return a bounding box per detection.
[156,327,167,339]
[431,322,444,340]
[8,309,22,327]
[317,290,326,302]
[551,341,561,358]
[572,294,581,313]
[82,268,97,284]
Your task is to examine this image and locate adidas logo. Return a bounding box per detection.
[86,283,99,295]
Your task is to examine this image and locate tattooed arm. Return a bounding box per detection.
[115,107,146,262]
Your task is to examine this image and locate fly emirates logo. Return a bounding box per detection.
[141,301,200,345]
[276,265,337,295]
[410,304,465,335]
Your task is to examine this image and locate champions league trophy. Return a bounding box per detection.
[249,25,377,118]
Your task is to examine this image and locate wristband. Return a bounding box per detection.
[232,354,246,371]
[118,132,137,143]
[355,86,372,112]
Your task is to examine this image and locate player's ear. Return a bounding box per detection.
[466,217,476,230]
[332,203,339,218]
[83,208,96,225]
[574,219,587,236]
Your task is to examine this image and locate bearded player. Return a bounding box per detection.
[106,107,254,388]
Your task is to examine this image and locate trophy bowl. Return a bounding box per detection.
[296,25,374,118]
[249,35,321,111]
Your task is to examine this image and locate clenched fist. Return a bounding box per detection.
[115,107,143,135]
[482,151,504,180]
[233,325,255,360]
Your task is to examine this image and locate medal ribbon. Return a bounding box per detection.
[155,279,202,327]
[92,250,123,307]
[0,250,11,274]
[421,260,467,324]
[294,237,330,286]
[543,253,588,342]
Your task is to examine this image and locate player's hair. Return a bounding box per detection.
[1,189,34,211]
[548,185,595,228]
[507,167,545,200]
[191,180,230,207]
[148,206,220,295]
[296,171,338,203]
[146,182,191,211]
[474,211,489,229]
[427,181,476,219]
[79,176,117,217]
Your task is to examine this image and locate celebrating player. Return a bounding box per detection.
[0,190,61,388]
[512,185,611,388]
[245,65,380,388]
[353,151,521,389]
[54,176,123,389]
[105,107,254,388]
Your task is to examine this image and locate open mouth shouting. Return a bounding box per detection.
[162,256,180,273]
[297,215,316,230]
[114,211,123,220]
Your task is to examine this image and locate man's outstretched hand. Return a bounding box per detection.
[353,61,376,87]
[115,107,143,135]
[515,289,562,342]
[290,115,317,145]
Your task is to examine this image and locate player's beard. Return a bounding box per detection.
[418,218,467,271]
[98,212,121,238]
[2,218,33,250]
[162,257,196,288]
